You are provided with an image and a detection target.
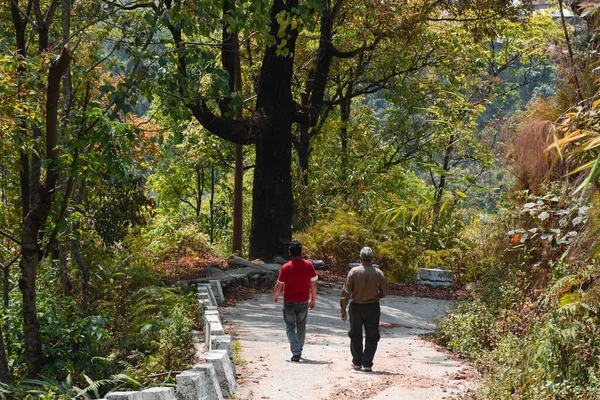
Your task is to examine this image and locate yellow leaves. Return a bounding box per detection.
[582,136,600,152]
[547,129,586,151]
[455,190,467,198]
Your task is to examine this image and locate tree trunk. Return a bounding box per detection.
[249,117,294,260]
[19,234,43,376]
[248,0,298,260]
[433,133,455,218]
[0,262,12,382]
[0,323,11,383]
[195,165,203,218]
[339,93,352,186]
[296,124,312,187]
[19,45,72,377]
[233,144,244,254]
[72,179,90,297]
[58,241,72,296]
[210,166,215,244]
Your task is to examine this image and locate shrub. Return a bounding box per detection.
[129,215,214,266]
[297,209,426,282]
[296,210,376,273]
[436,299,498,361]
[373,238,420,282]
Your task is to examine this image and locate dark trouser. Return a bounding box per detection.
[348,301,381,368]
[283,301,309,356]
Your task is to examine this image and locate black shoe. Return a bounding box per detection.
[363,366,372,372]
[351,363,362,370]
[291,354,301,362]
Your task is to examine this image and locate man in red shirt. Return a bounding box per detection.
[273,241,318,362]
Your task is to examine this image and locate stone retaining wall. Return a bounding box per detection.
[98,279,237,400]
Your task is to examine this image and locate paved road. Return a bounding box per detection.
[219,284,478,400]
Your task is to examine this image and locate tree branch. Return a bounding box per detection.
[0,252,21,271]
[0,231,21,246]
[101,0,158,12]
[167,176,198,214]
[332,36,382,59]
[163,5,256,145]
[45,44,72,190]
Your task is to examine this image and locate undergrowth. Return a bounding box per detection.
[435,187,600,399]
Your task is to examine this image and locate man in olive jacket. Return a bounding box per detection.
[340,247,389,372]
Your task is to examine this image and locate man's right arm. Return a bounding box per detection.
[273,281,284,302]
[340,272,353,321]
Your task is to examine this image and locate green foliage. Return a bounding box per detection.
[436,183,600,398]
[297,210,374,272]
[473,288,600,400]
[129,215,214,268]
[116,286,197,379]
[151,304,196,372]
[297,209,422,282]
[437,299,498,360]
[371,238,421,283]
[93,175,151,245]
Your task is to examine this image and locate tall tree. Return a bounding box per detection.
[108,0,520,260]
[10,0,72,377]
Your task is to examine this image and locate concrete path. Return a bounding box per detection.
[220,284,478,400]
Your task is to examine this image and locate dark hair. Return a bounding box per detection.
[289,240,302,257]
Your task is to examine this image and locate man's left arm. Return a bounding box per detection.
[379,271,390,299]
[309,279,317,309]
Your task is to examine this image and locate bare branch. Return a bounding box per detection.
[0,253,21,270]
[332,36,382,59]
[102,0,158,11]
[0,231,21,246]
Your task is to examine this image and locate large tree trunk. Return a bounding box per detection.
[249,118,294,260]
[248,0,298,260]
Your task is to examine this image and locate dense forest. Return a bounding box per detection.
[1,0,600,398]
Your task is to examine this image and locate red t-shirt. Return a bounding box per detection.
[277,258,318,302]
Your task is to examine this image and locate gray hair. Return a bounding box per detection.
[360,247,373,262]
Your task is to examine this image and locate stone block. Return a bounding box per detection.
[198,284,218,307]
[261,263,282,273]
[416,268,453,286]
[205,350,236,397]
[309,259,328,270]
[106,392,144,400]
[197,298,210,314]
[210,335,232,354]
[209,280,225,304]
[204,314,224,350]
[176,365,223,400]
[139,387,176,400]
[210,335,235,375]
[204,309,219,317]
